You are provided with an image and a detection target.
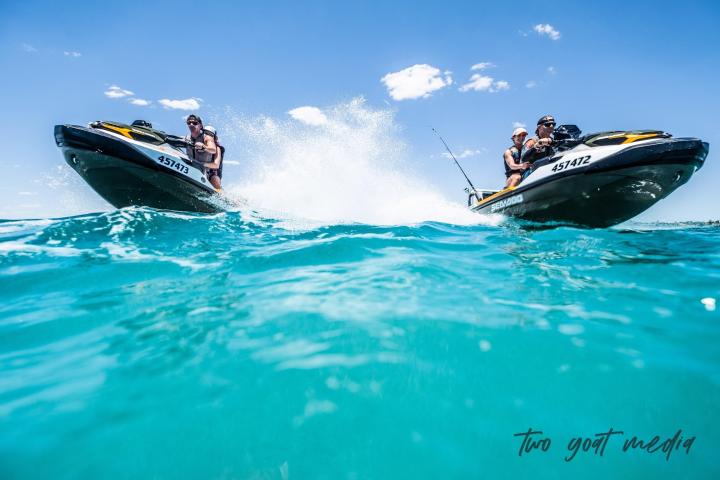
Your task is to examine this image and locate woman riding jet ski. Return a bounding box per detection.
[54,120,225,213]
[470,124,709,228]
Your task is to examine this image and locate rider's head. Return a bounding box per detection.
[536,115,556,138]
[511,127,528,146]
[186,114,203,136]
[203,125,217,138]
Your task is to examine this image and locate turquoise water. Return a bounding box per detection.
[1,208,719,479]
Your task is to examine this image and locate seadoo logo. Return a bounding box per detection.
[491,194,524,212]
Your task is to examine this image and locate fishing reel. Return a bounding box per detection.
[464,187,481,206]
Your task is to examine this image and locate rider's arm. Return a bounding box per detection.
[503,149,516,170]
[521,140,536,162]
[205,144,222,170]
[202,135,217,156]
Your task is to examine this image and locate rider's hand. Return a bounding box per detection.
[194,142,205,151]
[538,138,552,147]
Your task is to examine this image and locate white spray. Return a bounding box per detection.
[215,98,494,226]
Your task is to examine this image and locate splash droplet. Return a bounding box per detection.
[701,297,716,312]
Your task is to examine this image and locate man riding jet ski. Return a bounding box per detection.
[470,122,709,228]
[54,119,225,213]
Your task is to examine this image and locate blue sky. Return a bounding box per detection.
[1,0,718,221]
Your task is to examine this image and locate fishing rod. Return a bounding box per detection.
[431,128,477,193]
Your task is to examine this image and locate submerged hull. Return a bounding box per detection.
[472,137,709,228]
[54,124,224,214]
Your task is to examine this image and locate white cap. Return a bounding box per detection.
[512,127,528,138]
[203,125,217,136]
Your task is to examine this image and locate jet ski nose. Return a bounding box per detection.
[54,125,67,147]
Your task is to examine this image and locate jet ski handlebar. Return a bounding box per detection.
[165,134,193,148]
[163,135,209,169]
[551,124,583,151]
[552,137,583,151]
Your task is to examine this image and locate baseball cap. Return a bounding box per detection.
[537,115,555,126]
[512,127,528,138]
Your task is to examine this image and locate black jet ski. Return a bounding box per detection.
[470,126,709,228]
[54,120,224,213]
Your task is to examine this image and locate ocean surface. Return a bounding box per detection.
[1,208,719,479]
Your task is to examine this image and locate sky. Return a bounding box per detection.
[1,0,718,221]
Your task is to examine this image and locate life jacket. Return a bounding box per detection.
[522,135,553,163]
[185,131,215,165]
[504,145,523,175]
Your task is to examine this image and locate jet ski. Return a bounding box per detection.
[470,126,709,228]
[54,120,224,213]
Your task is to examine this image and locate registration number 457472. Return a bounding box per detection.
[551,155,591,172]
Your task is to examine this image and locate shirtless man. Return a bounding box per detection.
[201,125,223,190]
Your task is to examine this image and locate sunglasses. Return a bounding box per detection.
[542,122,556,128]
[187,121,199,126]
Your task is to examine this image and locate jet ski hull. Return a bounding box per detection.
[54,124,223,213]
[472,137,708,228]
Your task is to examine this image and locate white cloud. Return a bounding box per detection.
[512,121,526,128]
[547,66,557,75]
[470,62,495,71]
[533,24,561,40]
[381,64,453,101]
[224,160,241,166]
[442,149,483,159]
[105,85,134,98]
[288,106,328,126]
[63,51,82,57]
[21,43,37,53]
[526,80,537,88]
[493,80,510,91]
[158,98,202,110]
[129,98,150,106]
[460,74,492,92]
[459,74,510,93]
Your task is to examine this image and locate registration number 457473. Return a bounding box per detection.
[551,155,591,172]
[157,155,190,175]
